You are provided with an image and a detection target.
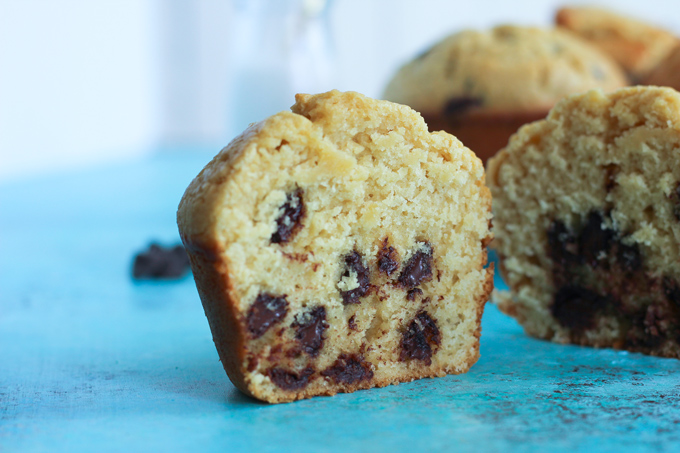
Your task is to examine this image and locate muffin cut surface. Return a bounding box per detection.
[488,86,680,359]
[177,90,493,403]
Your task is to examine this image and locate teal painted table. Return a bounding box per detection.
[2,152,679,452]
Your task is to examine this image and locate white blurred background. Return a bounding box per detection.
[1,0,678,182]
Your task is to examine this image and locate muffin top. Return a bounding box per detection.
[383,25,627,116]
[556,6,678,81]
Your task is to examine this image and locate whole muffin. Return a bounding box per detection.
[177,90,493,403]
[556,6,678,83]
[488,86,680,359]
[383,25,627,164]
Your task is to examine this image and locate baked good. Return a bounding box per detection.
[556,6,678,82]
[487,86,680,359]
[643,43,680,89]
[383,25,627,164]
[177,90,494,403]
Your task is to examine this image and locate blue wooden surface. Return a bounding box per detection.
[2,152,679,452]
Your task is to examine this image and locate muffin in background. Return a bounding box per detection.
[643,43,680,89]
[383,25,627,164]
[556,6,678,83]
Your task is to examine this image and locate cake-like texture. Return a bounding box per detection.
[643,44,680,89]
[556,6,678,82]
[487,86,680,359]
[177,90,494,403]
[383,25,627,163]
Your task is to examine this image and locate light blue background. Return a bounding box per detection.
[2,153,679,452]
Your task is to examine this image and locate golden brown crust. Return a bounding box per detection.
[181,239,251,395]
[556,6,679,81]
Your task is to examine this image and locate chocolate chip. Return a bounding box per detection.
[398,243,433,289]
[321,354,374,385]
[406,288,423,301]
[663,277,680,307]
[339,251,371,305]
[578,212,614,267]
[551,285,610,331]
[617,241,642,273]
[271,188,305,244]
[547,220,579,267]
[348,315,358,331]
[377,238,399,276]
[673,184,680,221]
[605,164,618,192]
[247,293,289,338]
[626,304,667,349]
[643,304,666,340]
[268,367,314,391]
[132,243,190,279]
[442,97,483,117]
[292,306,328,357]
[400,311,441,365]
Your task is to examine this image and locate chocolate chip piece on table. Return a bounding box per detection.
[132,243,190,279]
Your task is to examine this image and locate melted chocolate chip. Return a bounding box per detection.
[551,285,609,331]
[406,288,423,301]
[339,251,371,305]
[547,220,579,267]
[348,315,358,331]
[578,212,614,267]
[321,354,374,385]
[617,241,642,273]
[400,311,441,365]
[377,238,399,276]
[643,305,666,340]
[673,184,680,221]
[271,188,305,244]
[626,304,667,349]
[443,97,483,116]
[132,243,190,279]
[292,306,328,357]
[268,367,314,391]
[246,293,289,338]
[663,277,680,307]
[398,243,433,289]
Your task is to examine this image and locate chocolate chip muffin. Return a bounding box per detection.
[487,86,680,359]
[556,6,678,83]
[177,90,494,403]
[383,25,627,164]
